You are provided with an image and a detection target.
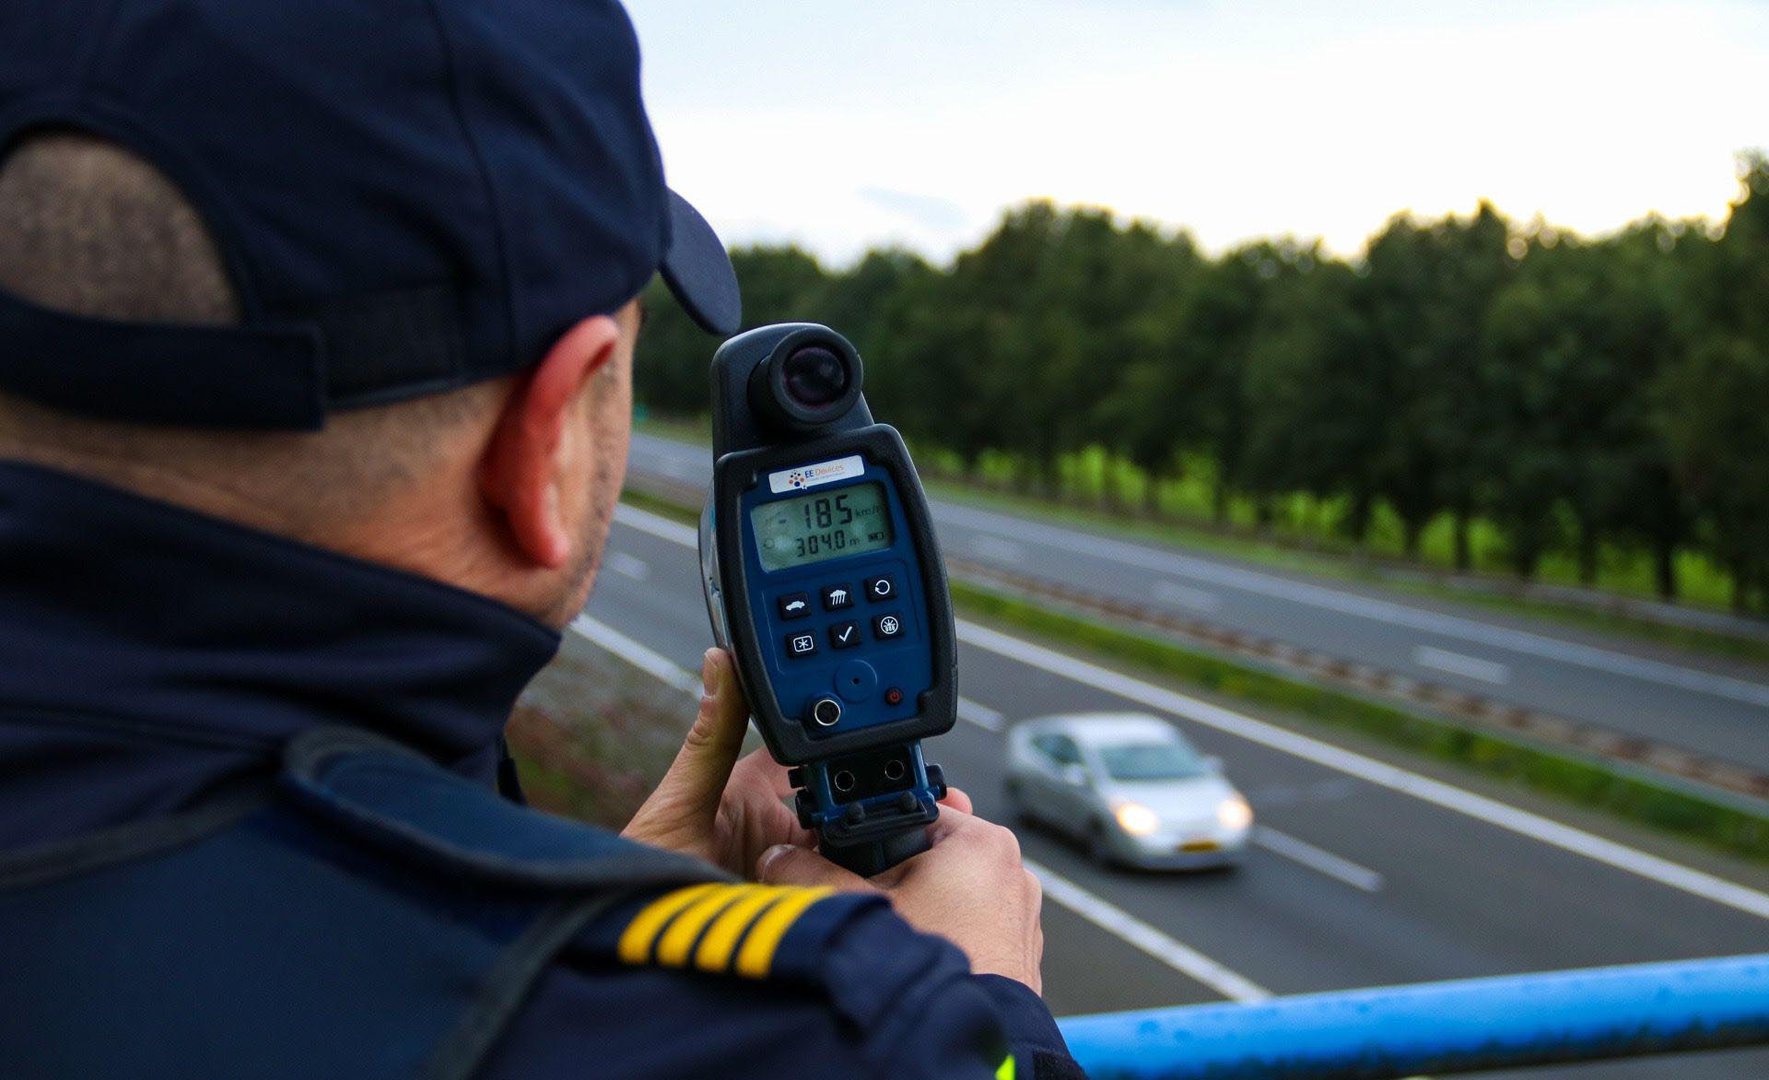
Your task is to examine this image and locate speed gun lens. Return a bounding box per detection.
[782,345,849,408]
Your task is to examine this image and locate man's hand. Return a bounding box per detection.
[625,647,1041,991]
[756,804,1046,994]
[622,648,815,878]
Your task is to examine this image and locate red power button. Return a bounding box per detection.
[884,687,904,706]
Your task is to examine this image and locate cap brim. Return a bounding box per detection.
[659,190,742,336]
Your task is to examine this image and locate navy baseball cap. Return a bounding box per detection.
[0,0,741,430]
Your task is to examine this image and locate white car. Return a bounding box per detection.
[1004,712,1252,870]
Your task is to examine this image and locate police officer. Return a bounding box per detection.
[0,0,1081,1077]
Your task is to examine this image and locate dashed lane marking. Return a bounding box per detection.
[1412,645,1510,686]
[1252,826,1384,893]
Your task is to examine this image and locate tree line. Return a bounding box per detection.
[638,156,1769,613]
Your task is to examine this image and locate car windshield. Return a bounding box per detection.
[1097,741,1207,781]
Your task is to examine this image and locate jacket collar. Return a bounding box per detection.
[0,461,560,780]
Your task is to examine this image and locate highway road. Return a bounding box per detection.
[575,505,1769,1080]
[629,431,1769,775]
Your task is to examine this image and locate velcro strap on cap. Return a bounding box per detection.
[0,286,328,429]
[281,726,729,889]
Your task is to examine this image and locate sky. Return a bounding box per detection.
[622,0,1769,267]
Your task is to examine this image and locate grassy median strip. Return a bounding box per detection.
[616,493,1769,862]
[952,578,1769,863]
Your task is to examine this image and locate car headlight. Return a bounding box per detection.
[1113,801,1161,836]
[1217,795,1253,831]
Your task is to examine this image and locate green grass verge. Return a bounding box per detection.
[949,578,1769,863]
[621,485,701,523]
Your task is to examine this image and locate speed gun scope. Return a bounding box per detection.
[699,324,956,876]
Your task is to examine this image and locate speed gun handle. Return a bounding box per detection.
[789,752,947,877]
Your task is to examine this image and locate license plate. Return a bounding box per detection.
[1179,840,1220,853]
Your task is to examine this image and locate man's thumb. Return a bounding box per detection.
[756,844,871,892]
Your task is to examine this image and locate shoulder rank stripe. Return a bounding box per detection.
[613,883,838,979]
[733,885,834,978]
[616,883,725,965]
[692,886,790,973]
[654,885,758,967]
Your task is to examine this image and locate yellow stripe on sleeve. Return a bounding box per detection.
[654,885,755,967]
[616,883,726,965]
[692,885,789,974]
[995,1053,1016,1080]
[732,886,834,978]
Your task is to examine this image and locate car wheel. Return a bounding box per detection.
[1086,822,1115,869]
[1003,778,1032,826]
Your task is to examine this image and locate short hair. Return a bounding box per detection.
[0,132,503,538]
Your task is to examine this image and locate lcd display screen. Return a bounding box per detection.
[751,483,893,571]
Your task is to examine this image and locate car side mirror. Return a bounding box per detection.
[1203,756,1223,774]
[1059,763,1091,788]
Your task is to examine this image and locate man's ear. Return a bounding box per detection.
[478,314,622,568]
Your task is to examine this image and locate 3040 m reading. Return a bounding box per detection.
[751,481,895,571]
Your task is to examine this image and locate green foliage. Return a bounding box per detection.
[634,158,1769,613]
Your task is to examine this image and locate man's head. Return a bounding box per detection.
[0,0,739,625]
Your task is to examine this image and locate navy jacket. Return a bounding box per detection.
[0,462,1079,1079]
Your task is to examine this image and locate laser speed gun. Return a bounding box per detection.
[699,324,957,876]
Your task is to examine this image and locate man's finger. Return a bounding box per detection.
[756,844,875,893]
[654,649,748,811]
[937,785,973,815]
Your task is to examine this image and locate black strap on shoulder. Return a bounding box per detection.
[0,786,269,892]
[422,892,628,1080]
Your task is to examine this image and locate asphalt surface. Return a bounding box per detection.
[629,431,1769,774]
[577,505,1769,1080]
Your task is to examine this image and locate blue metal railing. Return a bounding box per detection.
[1056,953,1769,1079]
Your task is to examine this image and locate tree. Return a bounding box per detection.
[1358,204,1514,564]
[1656,154,1769,611]
[1237,250,1381,541]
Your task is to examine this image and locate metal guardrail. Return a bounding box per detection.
[1056,953,1769,1079]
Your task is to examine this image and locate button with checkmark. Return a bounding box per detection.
[828,620,861,650]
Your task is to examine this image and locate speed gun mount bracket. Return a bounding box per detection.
[699,324,957,876]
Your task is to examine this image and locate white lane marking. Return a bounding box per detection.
[970,535,1027,562]
[1252,826,1384,893]
[957,620,1769,921]
[1154,580,1223,614]
[616,502,699,547]
[930,501,1769,710]
[569,611,1267,1004]
[1030,858,1271,1002]
[1412,645,1510,685]
[605,552,651,582]
[958,697,1006,732]
[568,615,700,695]
[631,432,712,477]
